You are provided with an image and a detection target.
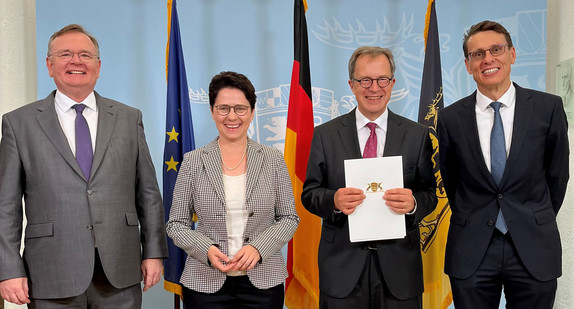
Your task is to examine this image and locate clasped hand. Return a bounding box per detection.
[207,244,260,273]
[334,187,415,215]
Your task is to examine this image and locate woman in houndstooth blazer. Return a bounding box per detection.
[166,71,299,308]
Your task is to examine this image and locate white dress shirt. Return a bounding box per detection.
[54,90,98,155]
[475,84,516,172]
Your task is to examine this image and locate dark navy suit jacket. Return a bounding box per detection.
[302,108,437,300]
[438,83,569,281]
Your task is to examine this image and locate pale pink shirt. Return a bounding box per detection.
[355,108,388,157]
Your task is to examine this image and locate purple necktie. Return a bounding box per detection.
[72,104,93,180]
[363,122,377,158]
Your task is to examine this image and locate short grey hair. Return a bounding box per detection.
[47,24,100,58]
[348,46,395,80]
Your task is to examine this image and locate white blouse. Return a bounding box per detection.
[222,173,248,276]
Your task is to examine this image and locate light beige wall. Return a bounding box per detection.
[547,1,574,308]
[0,0,36,308]
[0,0,37,118]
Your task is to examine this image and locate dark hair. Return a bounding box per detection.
[348,46,396,80]
[463,20,513,58]
[208,71,257,109]
[47,24,100,58]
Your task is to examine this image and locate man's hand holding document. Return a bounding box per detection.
[344,156,405,242]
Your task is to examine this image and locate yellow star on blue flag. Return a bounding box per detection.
[167,127,179,143]
[165,156,179,172]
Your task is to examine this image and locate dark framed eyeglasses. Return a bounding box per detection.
[467,44,508,61]
[213,105,251,116]
[352,76,394,89]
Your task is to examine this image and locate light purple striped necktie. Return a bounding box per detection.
[72,104,93,180]
[363,122,377,158]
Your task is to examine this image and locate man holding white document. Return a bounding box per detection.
[302,46,437,308]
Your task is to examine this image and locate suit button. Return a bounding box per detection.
[87,190,93,195]
[87,224,93,230]
[487,220,494,226]
[244,237,250,242]
[249,212,254,217]
[498,194,503,199]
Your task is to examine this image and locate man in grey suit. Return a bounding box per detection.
[302,46,437,308]
[0,24,168,308]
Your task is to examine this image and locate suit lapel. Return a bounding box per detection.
[458,94,497,185]
[337,109,362,158]
[383,111,405,156]
[202,140,227,206]
[504,84,533,185]
[35,92,85,180]
[245,139,264,202]
[91,93,116,181]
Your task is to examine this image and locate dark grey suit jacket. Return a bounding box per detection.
[302,108,437,300]
[0,91,168,299]
[438,83,569,281]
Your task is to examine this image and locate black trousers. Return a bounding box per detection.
[450,230,557,309]
[320,250,421,309]
[183,276,284,309]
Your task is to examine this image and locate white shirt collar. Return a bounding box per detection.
[476,82,516,111]
[54,90,97,113]
[355,108,388,132]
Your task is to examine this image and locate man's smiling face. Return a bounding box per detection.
[349,54,395,121]
[465,30,516,97]
[46,31,101,102]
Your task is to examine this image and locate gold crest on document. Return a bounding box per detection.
[366,182,383,193]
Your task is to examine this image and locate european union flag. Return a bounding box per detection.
[163,0,194,299]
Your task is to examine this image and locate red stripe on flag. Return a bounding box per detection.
[287,61,314,181]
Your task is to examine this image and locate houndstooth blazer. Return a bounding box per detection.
[166,138,299,293]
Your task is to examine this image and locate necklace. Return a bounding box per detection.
[218,139,247,171]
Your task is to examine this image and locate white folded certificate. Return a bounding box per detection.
[344,156,406,242]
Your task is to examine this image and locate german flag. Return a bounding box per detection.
[417,1,453,308]
[284,1,320,308]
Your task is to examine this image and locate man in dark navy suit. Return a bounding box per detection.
[302,46,437,309]
[438,20,569,309]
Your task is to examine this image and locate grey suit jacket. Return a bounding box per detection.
[166,138,299,293]
[301,108,437,300]
[0,91,168,299]
[438,83,569,281]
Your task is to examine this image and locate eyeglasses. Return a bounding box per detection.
[466,44,508,61]
[49,51,99,62]
[352,76,394,89]
[213,105,251,116]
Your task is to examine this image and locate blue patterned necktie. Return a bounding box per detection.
[363,122,377,158]
[73,104,93,180]
[490,101,508,234]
